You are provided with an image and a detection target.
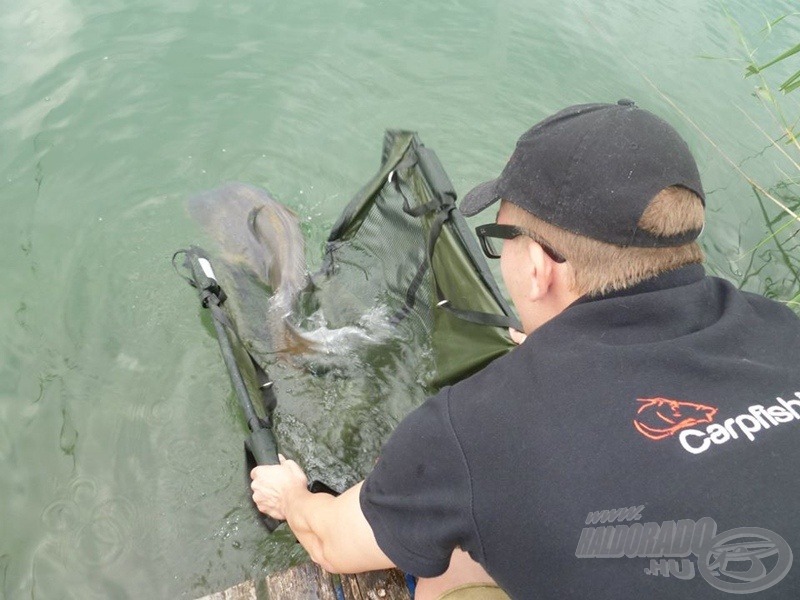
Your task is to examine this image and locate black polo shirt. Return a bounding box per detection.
[361,265,800,599]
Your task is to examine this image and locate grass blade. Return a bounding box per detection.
[781,70,800,93]
[745,42,800,77]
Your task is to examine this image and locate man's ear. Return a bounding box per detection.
[526,238,554,302]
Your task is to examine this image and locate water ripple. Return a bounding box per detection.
[40,477,139,573]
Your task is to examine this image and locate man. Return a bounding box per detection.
[252,101,800,599]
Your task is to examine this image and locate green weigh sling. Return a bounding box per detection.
[176,130,520,510]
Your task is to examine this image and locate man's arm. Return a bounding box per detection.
[250,456,395,574]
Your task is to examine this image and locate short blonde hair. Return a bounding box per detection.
[507,186,705,296]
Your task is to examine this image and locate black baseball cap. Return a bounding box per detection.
[460,100,705,247]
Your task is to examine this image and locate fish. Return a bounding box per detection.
[188,182,307,305]
[188,182,312,352]
[188,182,394,356]
[633,397,718,441]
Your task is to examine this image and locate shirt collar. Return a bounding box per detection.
[569,263,706,308]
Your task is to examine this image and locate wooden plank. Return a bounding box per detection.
[198,580,257,600]
[196,564,412,600]
[264,561,338,600]
[341,568,412,600]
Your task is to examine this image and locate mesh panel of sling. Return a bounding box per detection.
[181,130,520,490]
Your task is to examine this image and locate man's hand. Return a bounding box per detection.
[249,466,395,574]
[250,454,308,520]
[509,327,527,345]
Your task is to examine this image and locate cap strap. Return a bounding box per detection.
[627,226,703,248]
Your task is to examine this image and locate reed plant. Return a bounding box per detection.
[733,12,800,311]
[682,11,800,312]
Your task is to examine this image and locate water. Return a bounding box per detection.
[2,1,798,597]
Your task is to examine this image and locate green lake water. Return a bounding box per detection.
[2,1,799,598]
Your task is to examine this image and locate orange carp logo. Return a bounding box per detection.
[633,397,718,441]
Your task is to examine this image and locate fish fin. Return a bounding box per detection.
[247,205,266,241]
[281,317,319,354]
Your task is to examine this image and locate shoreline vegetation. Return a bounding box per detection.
[734,11,800,312]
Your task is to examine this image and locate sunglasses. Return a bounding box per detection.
[475,223,567,263]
